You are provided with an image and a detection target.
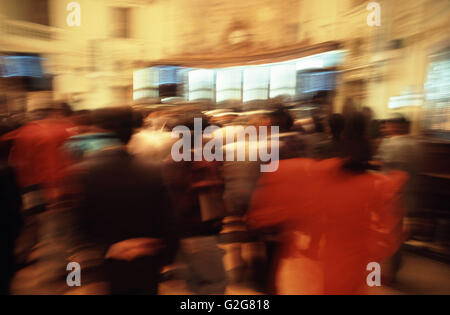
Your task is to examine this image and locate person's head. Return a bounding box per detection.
[59,102,73,117]
[267,108,294,133]
[90,107,143,144]
[311,91,329,106]
[340,112,373,172]
[312,114,325,133]
[384,115,410,136]
[328,113,345,141]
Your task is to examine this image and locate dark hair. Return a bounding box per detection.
[311,91,329,105]
[91,107,142,144]
[340,112,373,172]
[60,102,73,117]
[312,115,324,133]
[268,108,293,133]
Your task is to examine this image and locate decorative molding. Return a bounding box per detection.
[108,0,156,7]
[143,40,338,69]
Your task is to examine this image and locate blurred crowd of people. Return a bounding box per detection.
[0,96,417,295]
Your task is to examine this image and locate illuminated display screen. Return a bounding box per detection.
[424,51,450,134]
[425,59,450,101]
[296,71,338,94]
[0,55,44,77]
[158,66,181,85]
[132,50,345,102]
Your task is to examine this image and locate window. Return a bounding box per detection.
[269,64,296,98]
[216,68,242,102]
[133,89,158,100]
[188,69,214,101]
[243,66,269,102]
[133,67,159,100]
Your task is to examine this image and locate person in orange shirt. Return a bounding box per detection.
[247,112,408,294]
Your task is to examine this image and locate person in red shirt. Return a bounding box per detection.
[1,100,74,265]
[247,112,408,294]
[3,115,74,198]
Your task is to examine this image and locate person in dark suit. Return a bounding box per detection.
[68,107,178,294]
